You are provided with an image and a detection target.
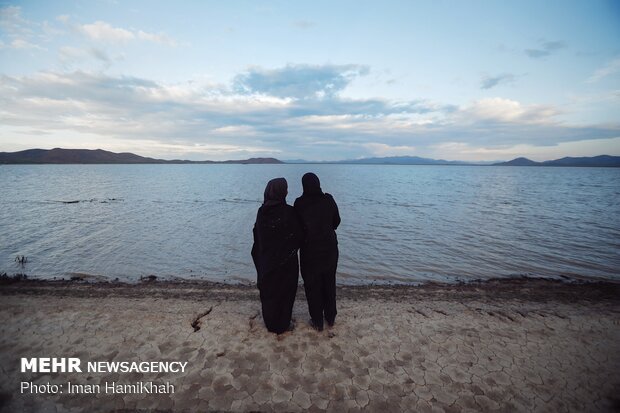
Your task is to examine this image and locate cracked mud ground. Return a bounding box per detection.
[0,279,618,412]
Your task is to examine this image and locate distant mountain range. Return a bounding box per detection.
[288,155,620,167]
[332,156,469,165]
[493,155,620,167]
[0,148,282,164]
[285,156,496,165]
[0,148,618,167]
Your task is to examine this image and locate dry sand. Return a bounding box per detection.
[0,278,619,412]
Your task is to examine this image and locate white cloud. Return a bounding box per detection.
[587,58,620,83]
[0,69,618,161]
[461,98,559,124]
[136,141,276,155]
[79,21,134,42]
[0,6,45,50]
[0,37,43,50]
[362,142,416,156]
[75,20,176,45]
[294,113,436,135]
[429,137,620,162]
[41,20,64,39]
[211,125,257,136]
[297,114,365,127]
[136,30,176,46]
[0,6,32,35]
[10,38,41,49]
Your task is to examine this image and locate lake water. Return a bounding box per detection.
[1,164,619,284]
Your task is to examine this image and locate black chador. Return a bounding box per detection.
[251,178,303,334]
[294,173,341,331]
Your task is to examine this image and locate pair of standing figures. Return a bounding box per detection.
[251,173,340,334]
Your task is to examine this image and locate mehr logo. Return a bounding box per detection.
[21,358,82,373]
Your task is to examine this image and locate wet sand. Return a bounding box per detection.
[0,278,619,412]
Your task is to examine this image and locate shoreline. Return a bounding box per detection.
[1,278,619,412]
[1,275,619,301]
[2,269,618,287]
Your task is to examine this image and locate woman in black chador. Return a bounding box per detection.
[294,173,341,331]
[251,178,303,334]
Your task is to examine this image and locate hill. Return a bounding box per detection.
[0,148,283,164]
[542,155,620,167]
[494,155,620,167]
[493,157,540,166]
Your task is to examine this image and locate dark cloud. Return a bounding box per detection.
[286,97,447,118]
[89,48,111,63]
[59,47,112,67]
[525,40,566,59]
[2,71,158,104]
[480,73,515,89]
[232,64,370,99]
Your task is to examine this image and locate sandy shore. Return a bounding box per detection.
[0,278,619,412]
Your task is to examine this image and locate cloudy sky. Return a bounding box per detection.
[1,1,619,161]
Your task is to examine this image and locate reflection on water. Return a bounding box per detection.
[1,164,619,284]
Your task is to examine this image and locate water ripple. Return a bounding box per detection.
[1,164,619,284]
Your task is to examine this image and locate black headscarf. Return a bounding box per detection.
[301,172,323,196]
[263,177,288,206]
[294,172,340,250]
